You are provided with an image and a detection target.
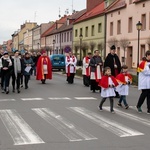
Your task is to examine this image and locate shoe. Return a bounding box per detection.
[1,90,5,93]
[98,106,103,111]
[125,105,129,109]
[92,90,95,93]
[17,89,20,93]
[117,103,123,107]
[137,106,142,113]
[12,89,15,93]
[20,84,23,88]
[147,110,150,114]
[111,110,115,113]
[25,86,28,89]
[6,91,9,94]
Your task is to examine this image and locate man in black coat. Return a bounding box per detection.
[104,45,121,97]
[104,45,121,77]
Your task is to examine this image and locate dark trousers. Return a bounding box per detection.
[1,73,10,91]
[99,97,114,111]
[12,73,21,90]
[137,89,150,111]
[24,75,30,88]
[90,80,101,92]
[41,74,46,83]
[83,75,90,87]
[66,73,75,84]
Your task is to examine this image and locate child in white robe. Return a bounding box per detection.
[116,65,132,109]
[98,67,118,113]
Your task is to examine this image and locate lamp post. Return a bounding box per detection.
[136,21,142,76]
[37,43,40,51]
[53,39,55,54]
[79,34,83,66]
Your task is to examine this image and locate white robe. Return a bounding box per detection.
[138,61,150,90]
[101,77,116,98]
[65,56,77,73]
[116,76,129,95]
[90,65,102,80]
[82,57,90,75]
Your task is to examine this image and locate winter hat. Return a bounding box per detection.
[110,45,116,50]
[41,50,46,54]
[3,51,8,55]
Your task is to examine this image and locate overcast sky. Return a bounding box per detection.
[0,0,86,44]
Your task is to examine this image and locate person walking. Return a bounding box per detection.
[23,52,34,89]
[89,50,103,92]
[36,50,52,84]
[11,50,24,93]
[98,67,118,113]
[65,51,77,84]
[136,50,150,114]
[104,45,121,97]
[1,51,12,94]
[82,52,92,87]
[116,65,132,109]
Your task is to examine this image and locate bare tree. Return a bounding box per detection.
[107,37,118,48]
[74,42,80,57]
[45,46,52,55]
[146,36,150,49]
[81,42,89,58]
[97,41,104,57]
[89,41,96,54]
[119,37,130,64]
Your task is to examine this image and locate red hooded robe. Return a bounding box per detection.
[36,56,52,80]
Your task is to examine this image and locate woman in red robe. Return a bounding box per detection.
[36,50,52,84]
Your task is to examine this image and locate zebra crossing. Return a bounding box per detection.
[0,105,149,146]
[0,97,98,101]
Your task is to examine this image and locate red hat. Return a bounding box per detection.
[41,50,46,54]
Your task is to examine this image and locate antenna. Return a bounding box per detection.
[34,11,37,22]
[58,7,61,18]
[72,0,74,14]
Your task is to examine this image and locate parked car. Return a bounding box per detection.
[50,54,65,71]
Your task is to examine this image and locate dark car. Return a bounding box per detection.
[50,54,65,71]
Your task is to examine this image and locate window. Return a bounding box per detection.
[117,20,121,34]
[67,32,69,42]
[128,17,133,33]
[141,14,146,30]
[61,33,63,43]
[64,33,66,42]
[80,28,82,36]
[75,29,78,37]
[91,25,95,36]
[70,31,72,41]
[110,22,113,36]
[85,26,88,37]
[98,23,102,33]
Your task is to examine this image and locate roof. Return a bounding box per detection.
[74,1,105,24]
[105,0,126,13]
[41,15,68,37]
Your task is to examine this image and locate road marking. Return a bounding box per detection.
[103,107,150,127]
[48,97,71,100]
[21,98,44,101]
[68,107,144,137]
[0,99,15,101]
[74,97,97,100]
[0,109,44,145]
[32,108,97,142]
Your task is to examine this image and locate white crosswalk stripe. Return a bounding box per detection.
[21,98,44,101]
[74,97,97,100]
[68,107,144,137]
[0,99,16,101]
[0,109,45,145]
[32,108,97,142]
[103,107,150,127]
[48,97,71,100]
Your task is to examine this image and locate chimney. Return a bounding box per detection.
[86,0,104,12]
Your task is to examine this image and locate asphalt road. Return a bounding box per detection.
[0,72,150,150]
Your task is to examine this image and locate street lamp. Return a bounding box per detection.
[136,21,142,76]
[53,39,55,54]
[79,34,83,66]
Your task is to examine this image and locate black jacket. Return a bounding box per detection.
[104,53,121,76]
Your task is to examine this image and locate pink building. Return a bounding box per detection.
[106,0,150,69]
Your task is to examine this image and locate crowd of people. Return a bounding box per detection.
[0,49,52,94]
[0,45,150,114]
